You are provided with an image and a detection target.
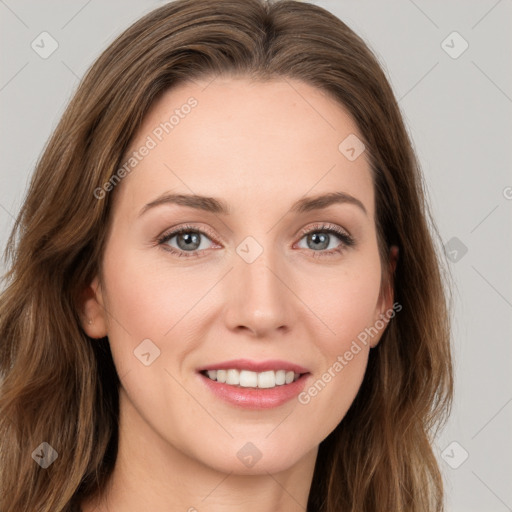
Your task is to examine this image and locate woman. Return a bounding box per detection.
[0,0,453,510]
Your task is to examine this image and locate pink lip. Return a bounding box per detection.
[199,372,310,409]
[198,358,309,374]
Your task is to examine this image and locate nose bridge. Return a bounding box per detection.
[224,235,294,335]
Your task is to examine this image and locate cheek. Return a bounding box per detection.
[294,253,382,430]
[101,243,210,339]
[99,240,227,386]
[310,252,383,355]
[296,303,376,448]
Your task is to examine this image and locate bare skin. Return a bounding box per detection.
[80,77,397,512]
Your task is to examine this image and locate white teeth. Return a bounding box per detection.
[226,369,240,385]
[203,369,302,389]
[275,370,286,385]
[239,370,258,387]
[258,370,275,389]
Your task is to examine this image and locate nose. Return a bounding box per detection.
[223,246,296,338]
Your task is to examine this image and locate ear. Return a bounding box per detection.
[79,276,108,339]
[370,245,399,348]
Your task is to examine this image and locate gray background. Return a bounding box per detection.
[1,1,511,510]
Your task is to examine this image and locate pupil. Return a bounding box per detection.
[179,232,200,250]
[310,233,328,250]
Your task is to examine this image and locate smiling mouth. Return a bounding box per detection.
[200,369,306,389]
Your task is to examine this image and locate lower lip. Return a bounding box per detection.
[198,372,310,409]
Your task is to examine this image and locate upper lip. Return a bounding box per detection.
[198,358,309,374]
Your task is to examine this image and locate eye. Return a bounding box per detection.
[157,224,217,258]
[295,223,355,258]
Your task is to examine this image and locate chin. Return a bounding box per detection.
[188,435,317,476]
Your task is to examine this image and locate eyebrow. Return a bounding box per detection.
[139,191,367,217]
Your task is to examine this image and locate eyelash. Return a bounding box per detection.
[156,222,355,259]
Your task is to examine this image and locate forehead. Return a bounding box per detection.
[117,77,374,220]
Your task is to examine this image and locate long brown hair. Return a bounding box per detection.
[0,1,453,510]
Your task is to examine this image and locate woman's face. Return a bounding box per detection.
[83,77,394,475]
